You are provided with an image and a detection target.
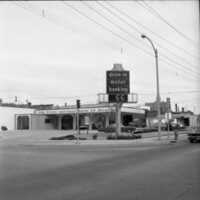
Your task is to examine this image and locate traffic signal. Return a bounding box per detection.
[76,99,81,109]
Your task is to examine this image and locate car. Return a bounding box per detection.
[187,127,200,143]
[128,122,146,128]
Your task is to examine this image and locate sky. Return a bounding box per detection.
[0,0,200,114]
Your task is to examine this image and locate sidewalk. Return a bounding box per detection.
[0,130,188,146]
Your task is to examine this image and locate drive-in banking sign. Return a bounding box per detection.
[106,70,130,103]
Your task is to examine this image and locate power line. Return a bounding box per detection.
[105,1,199,62]
[140,1,200,49]
[61,1,155,57]
[2,91,200,100]
[96,1,200,76]
[12,1,200,81]
[11,1,119,53]
[97,1,199,70]
[80,1,200,78]
[139,90,200,96]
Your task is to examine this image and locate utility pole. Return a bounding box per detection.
[141,34,161,141]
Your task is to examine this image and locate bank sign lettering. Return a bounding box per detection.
[106,70,130,103]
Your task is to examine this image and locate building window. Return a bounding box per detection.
[45,119,51,123]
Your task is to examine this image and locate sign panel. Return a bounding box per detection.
[107,71,130,94]
[109,94,128,103]
[98,93,138,104]
[35,107,116,115]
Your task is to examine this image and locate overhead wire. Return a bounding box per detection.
[4,2,200,110]
[61,1,154,58]
[11,1,119,54]
[79,1,200,78]
[139,90,200,96]
[105,0,200,62]
[97,0,199,70]
[11,2,200,82]
[140,1,200,49]
[62,2,198,82]
[96,1,200,79]
[12,1,155,67]
[28,93,98,100]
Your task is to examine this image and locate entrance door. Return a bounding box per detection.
[123,115,133,126]
[17,116,29,130]
[61,115,73,130]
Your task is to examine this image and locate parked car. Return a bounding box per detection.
[98,124,136,133]
[128,122,146,128]
[187,127,200,143]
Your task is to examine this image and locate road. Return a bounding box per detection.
[0,138,200,200]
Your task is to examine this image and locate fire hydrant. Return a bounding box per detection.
[174,131,178,140]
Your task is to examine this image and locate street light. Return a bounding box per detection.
[141,34,161,141]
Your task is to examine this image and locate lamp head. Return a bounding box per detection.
[141,34,146,39]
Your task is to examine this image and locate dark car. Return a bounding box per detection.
[128,122,146,128]
[187,127,200,143]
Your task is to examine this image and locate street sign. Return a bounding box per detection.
[106,71,130,94]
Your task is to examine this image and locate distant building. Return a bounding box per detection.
[145,98,198,128]
[145,98,171,115]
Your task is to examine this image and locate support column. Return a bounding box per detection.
[89,114,93,130]
[29,115,32,130]
[121,113,123,126]
[58,115,62,130]
[105,113,110,127]
[14,115,18,130]
[73,114,76,130]
[116,103,122,138]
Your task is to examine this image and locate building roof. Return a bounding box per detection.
[35,103,145,115]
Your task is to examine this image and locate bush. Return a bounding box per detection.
[107,134,142,140]
[1,126,7,131]
[92,133,98,140]
[50,135,88,140]
[134,127,157,134]
[50,135,76,140]
[98,126,136,133]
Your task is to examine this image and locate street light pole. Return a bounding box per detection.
[141,34,161,141]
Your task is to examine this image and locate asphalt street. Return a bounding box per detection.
[0,134,200,200]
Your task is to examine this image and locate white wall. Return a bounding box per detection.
[31,115,57,130]
[189,115,198,127]
[0,106,35,130]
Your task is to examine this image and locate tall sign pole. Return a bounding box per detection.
[106,64,130,138]
[116,103,122,138]
[76,99,81,141]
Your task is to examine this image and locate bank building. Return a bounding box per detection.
[14,103,146,131]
